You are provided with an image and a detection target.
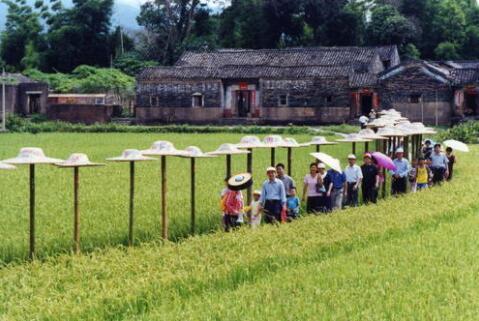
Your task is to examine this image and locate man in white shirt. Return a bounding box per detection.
[430,144,449,185]
[344,154,363,207]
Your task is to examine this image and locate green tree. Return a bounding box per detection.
[431,0,467,47]
[402,43,421,60]
[45,0,114,72]
[434,41,460,60]
[367,5,417,47]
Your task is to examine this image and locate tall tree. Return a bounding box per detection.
[45,0,114,72]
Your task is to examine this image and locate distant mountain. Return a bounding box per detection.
[0,0,142,31]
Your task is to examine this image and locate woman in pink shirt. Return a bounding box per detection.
[302,163,327,214]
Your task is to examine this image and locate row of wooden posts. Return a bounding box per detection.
[6,133,425,260]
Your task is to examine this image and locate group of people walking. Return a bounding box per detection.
[219,141,456,232]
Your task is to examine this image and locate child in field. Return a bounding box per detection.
[446,147,456,181]
[414,157,433,191]
[287,188,300,222]
[244,190,262,228]
[408,159,418,193]
[223,188,244,232]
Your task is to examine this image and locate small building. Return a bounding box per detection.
[136,46,399,124]
[0,73,48,117]
[46,93,122,124]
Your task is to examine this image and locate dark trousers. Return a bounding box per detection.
[431,167,446,185]
[392,176,407,195]
[362,184,377,204]
[346,182,359,207]
[264,200,282,224]
[307,195,330,214]
[223,214,240,232]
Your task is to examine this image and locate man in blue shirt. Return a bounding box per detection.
[259,167,287,224]
[391,148,410,195]
[326,168,346,211]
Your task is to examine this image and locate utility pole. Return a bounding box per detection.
[1,68,6,132]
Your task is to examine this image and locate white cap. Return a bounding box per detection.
[317,163,326,169]
[347,154,357,160]
[266,166,277,173]
[396,147,404,153]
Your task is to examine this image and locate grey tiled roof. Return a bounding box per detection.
[451,69,479,85]
[175,46,396,70]
[138,65,353,81]
[349,73,378,87]
[3,73,38,84]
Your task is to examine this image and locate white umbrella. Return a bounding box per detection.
[443,140,470,152]
[310,152,342,173]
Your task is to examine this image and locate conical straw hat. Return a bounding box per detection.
[181,146,216,158]
[377,127,405,137]
[358,129,388,140]
[236,136,266,149]
[208,144,250,156]
[336,134,373,143]
[282,137,309,148]
[142,141,188,156]
[56,153,104,168]
[263,135,287,147]
[2,147,63,165]
[107,149,156,162]
[0,162,16,170]
[306,136,337,146]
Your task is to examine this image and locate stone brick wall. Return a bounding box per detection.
[136,106,223,124]
[378,67,453,124]
[136,80,222,108]
[47,104,114,124]
[261,78,351,109]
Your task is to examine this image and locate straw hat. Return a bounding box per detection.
[227,173,253,191]
[207,143,250,156]
[107,149,156,162]
[253,190,261,195]
[142,141,188,156]
[236,136,266,149]
[306,136,337,146]
[263,135,286,148]
[282,137,309,148]
[2,147,63,165]
[377,127,405,137]
[348,154,357,160]
[336,134,373,143]
[0,162,16,170]
[410,122,437,135]
[266,166,277,173]
[181,146,216,158]
[56,153,104,168]
[358,128,388,140]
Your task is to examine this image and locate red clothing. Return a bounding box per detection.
[224,190,244,215]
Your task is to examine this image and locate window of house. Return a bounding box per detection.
[278,94,289,107]
[150,96,158,107]
[326,95,333,103]
[410,94,422,104]
[192,93,204,108]
[95,97,105,105]
[383,59,391,70]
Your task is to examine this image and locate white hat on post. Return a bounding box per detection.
[107,149,156,162]
[3,147,63,165]
[56,153,104,168]
[208,143,250,156]
[0,162,16,170]
[142,141,188,157]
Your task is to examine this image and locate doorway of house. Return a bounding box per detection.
[236,90,251,117]
[28,94,41,114]
[464,92,478,116]
[361,94,373,116]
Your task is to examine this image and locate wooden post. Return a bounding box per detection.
[316,145,320,153]
[73,167,80,254]
[271,148,275,167]
[128,161,135,246]
[382,140,387,199]
[246,149,253,208]
[352,142,356,155]
[161,156,168,240]
[29,164,35,260]
[287,147,292,176]
[190,157,196,235]
[365,142,369,154]
[226,154,232,178]
[404,136,410,161]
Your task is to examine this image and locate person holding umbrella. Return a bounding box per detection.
[55,153,104,254]
[430,143,449,185]
[107,149,155,246]
[326,167,346,211]
[258,167,287,224]
[361,153,379,204]
[445,147,455,181]
[391,147,410,196]
[2,147,63,259]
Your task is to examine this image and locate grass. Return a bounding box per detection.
[0,131,364,262]
[0,145,477,320]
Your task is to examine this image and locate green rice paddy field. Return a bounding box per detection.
[0,132,478,320]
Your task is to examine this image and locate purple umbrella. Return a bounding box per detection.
[372,152,396,171]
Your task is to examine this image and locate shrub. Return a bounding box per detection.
[437,121,479,143]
